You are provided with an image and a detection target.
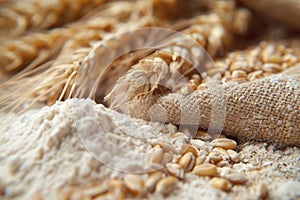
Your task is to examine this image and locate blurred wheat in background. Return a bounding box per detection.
[0,0,299,110]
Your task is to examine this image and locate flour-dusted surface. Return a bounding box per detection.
[0,99,299,199]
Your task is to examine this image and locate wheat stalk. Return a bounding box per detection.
[0,1,151,79]
[0,28,70,79]
[0,0,159,112]
[0,0,108,37]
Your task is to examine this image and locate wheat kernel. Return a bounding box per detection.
[192,163,217,176]
[209,177,230,191]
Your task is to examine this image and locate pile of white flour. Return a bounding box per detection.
[0,99,299,199]
[0,99,175,199]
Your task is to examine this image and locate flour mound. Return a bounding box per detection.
[0,99,175,199]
